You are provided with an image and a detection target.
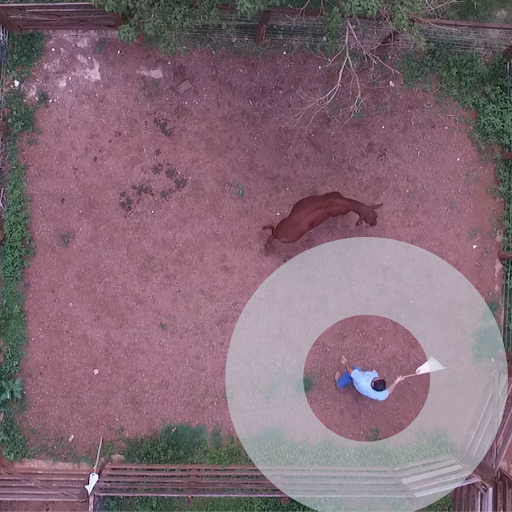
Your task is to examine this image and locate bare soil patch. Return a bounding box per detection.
[16,33,503,456]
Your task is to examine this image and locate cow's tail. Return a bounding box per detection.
[262,225,276,254]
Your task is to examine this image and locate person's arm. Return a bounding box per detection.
[341,355,354,375]
[386,376,405,395]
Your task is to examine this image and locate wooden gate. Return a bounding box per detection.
[452,470,512,512]
[0,3,123,33]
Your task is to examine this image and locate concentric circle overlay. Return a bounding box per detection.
[226,238,508,512]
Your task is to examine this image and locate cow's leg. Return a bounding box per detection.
[264,235,276,255]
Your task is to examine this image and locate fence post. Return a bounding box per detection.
[0,10,21,33]
[473,461,498,485]
[111,13,124,29]
[374,29,399,58]
[256,10,271,46]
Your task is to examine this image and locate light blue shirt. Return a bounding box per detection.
[351,369,389,401]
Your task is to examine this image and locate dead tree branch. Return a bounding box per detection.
[292,17,400,132]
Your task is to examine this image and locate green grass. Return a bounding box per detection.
[0,31,45,460]
[5,31,44,82]
[93,38,108,54]
[422,494,453,511]
[36,90,50,109]
[104,496,314,512]
[487,300,500,319]
[27,431,93,464]
[366,427,381,442]
[303,375,314,394]
[58,231,75,248]
[109,423,457,469]
[445,0,512,23]
[242,427,457,467]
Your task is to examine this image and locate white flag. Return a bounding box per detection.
[415,356,446,375]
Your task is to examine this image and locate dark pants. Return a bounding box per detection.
[336,365,361,389]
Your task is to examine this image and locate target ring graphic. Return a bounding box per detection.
[226,238,507,512]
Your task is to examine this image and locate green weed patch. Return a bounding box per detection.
[0,32,44,460]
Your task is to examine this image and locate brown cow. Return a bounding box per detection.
[263,191,383,249]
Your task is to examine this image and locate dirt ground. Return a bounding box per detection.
[12,31,504,458]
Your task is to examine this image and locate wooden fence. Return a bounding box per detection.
[0,457,481,506]
[0,464,90,501]
[0,2,123,33]
[2,2,512,51]
[94,457,477,501]
[452,469,512,512]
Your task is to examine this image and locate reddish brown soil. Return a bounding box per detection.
[15,33,503,457]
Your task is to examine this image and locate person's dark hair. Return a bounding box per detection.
[372,378,387,392]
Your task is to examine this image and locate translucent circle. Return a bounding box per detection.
[226,238,508,512]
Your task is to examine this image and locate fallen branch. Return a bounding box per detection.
[292,17,399,132]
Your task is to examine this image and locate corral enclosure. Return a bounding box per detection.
[16,31,504,455]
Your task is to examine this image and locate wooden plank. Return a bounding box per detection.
[453,486,463,512]
[413,15,512,31]
[0,473,88,479]
[176,80,192,94]
[496,417,512,469]
[1,8,108,13]
[101,468,399,478]
[486,487,493,512]
[98,482,281,490]
[96,481,406,491]
[408,473,473,492]
[105,463,408,473]
[102,470,266,477]
[256,10,271,45]
[395,459,464,477]
[96,490,288,498]
[0,480,86,486]
[469,485,476,512]
[0,495,81,501]
[0,5,120,32]
[102,471,395,480]
[0,10,21,32]
[495,382,512,441]
[261,7,326,16]
[99,479,277,486]
[401,465,464,484]
[5,468,90,474]
[106,464,258,470]
[0,3,98,10]
[5,13,117,19]
[0,488,81,495]
[99,490,416,498]
[17,21,118,28]
[392,456,453,471]
[505,475,511,512]
[105,463,401,471]
[111,12,123,28]
[18,23,117,31]
[461,485,469,512]
[97,485,406,494]
[11,14,118,21]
